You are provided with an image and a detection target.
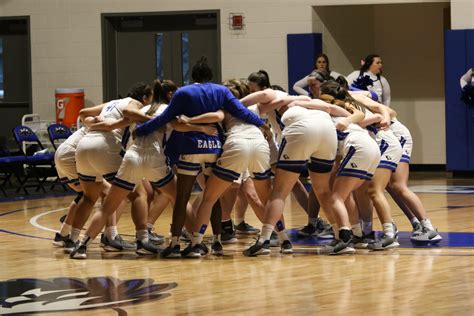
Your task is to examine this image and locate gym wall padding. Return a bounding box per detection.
[444,29,474,171]
[287,33,322,96]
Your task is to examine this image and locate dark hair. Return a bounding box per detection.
[315,53,331,73]
[320,80,365,113]
[308,70,332,83]
[360,54,381,75]
[191,56,213,83]
[147,79,178,116]
[247,70,271,90]
[271,85,286,92]
[126,82,153,103]
[152,79,177,104]
[335,76,349,90]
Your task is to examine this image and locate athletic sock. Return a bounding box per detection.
[170,236,179,247]
[60,223,72,237]
[71,228,81,242]
[213,234,221,243]
[421,218,435,231]
[105,226,118,240]
[410,217,421,228]
[235,217,244,226]
[146,223,154,230]
[260,224,274,243]
[136,229,149,243]
[276,230,289,242]
[351,223,363,238]
[191,232,203,246]
[382,223,395,238]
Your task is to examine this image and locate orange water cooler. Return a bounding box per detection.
[55,88,85,128]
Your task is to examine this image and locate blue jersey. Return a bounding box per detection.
[135,83,264,155]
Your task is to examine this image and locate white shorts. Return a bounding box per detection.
[277,118,337,173]
[75,134,123,182]
[54,143,80,186]
[369,129,403,171]
[214,136,271,181]
[337,131,381,180]
[113,146,173,191]
[176,153,218,176]
[390,120,412,163]
[268,139,280,166]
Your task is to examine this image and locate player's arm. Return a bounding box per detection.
[79,103,106,121]
[258,95,311,114]
[135,91,185,137]
[286,99,352,117]
[122,99,152,123]
[240,88,277,106]
[349,92,390,129]
[358,113,383,128]
[292,75,310,96]
[223,90,265,127]
[89,117,131,131]
[335,108,365,131]
[177,110,225,124]
[169,120,218,136]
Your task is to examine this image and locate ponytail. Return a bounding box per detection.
[147,79,178,116]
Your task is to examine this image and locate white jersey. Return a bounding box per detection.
[223,105,262,139]
[281,105,331,128]
[130,103,168,150]
[347,71,391,106]
[89,97,134,144]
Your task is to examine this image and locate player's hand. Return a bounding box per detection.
[177,115,191,124]
[336,118,349,131]
[260,124,273,140]
[200,125,218,136]
[378,118,390,130]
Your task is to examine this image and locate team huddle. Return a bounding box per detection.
[52,55,442,259]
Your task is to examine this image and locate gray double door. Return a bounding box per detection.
[115,29,218,97]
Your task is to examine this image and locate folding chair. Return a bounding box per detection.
[47,124,72,150]
[47,124,72,191]
[0,149,27,196]
[12,125,56,194]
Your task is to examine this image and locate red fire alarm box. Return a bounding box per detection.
[229,13,244,30]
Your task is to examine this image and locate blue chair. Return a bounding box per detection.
[47,124,72,191]
[47,123,72,150]
[12,125,56,194]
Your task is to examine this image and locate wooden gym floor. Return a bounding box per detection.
[0,172,473,315]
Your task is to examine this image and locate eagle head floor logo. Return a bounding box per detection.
[0,277,177,315]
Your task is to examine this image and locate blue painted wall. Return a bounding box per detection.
[287,33,322,96]
[444,29,474,171]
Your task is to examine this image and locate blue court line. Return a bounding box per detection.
[0,229,52,240]
[0,205,53,217]
[287,229,474,248]
[0,191,75,203]
[223,248,474,257]
[0,204,69,241]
